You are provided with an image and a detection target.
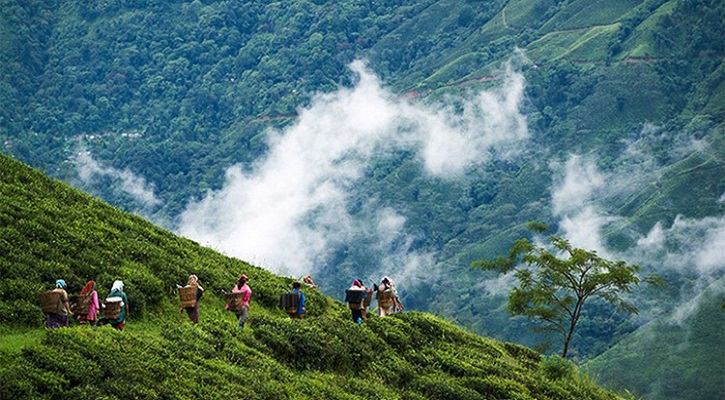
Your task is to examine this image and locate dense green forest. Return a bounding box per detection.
[0,153,627,399]
[1,0,723,398]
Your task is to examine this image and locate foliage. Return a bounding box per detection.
[0,153,627,399]
[0,0,723,397]
[541,355,575,381]
[589,278,725,400]
[474,222,652,358]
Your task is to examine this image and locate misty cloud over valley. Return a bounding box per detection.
[177,59,529,280]
[75,58,723,321]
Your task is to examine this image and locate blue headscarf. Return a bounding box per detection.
[55,279,66,289]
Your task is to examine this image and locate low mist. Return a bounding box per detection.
[73,150,162,218]
[547,137,725,319]
[178,58,530,280]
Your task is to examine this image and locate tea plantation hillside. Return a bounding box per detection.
[589,277,725,400]
[0,154,627,399]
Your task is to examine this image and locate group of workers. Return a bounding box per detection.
[39,279,128,330]
[278,275,403,323]
[183,273,404,326]
[40,273,402,331]
[344,276,403,323]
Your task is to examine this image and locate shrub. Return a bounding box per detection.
[541,354,576,381]
[366,315,412,350]
[414,374,483,400]
[504,342,542,370]
[462,376,531,399]
[0,299,45,327]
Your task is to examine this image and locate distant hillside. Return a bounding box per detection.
[1,0,721,223]
[589,277,725,400]
[0,153,626,399]
[0,0,723,395]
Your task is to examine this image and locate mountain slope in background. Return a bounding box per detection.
[589,278,725,400]
[0,153,625,399]
[1,0,723,398]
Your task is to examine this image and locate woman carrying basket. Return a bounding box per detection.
[76,280,100,326]
[43,279,73,328]
[179,274,204,324]
[226,274,251,329]
[106,280,128,331]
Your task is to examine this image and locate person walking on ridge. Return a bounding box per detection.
[179,274,204,324]
[345,279,367,324]
[290,281,306,319]
[229,274,252,329]
[45,279,73,328]
[375,276,397,317]
[302,275,319,290]
[106,280,128,331]
[76,280,100,326]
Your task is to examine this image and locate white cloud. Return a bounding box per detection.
[551,155,604,214]
[178,58,530,277]
[73,151,162,211]
[419,61,528,176]
[668,277,725,327]
[480,272,518,297]
[550,150,725,282]
[550,155,619,255]
[636,215,725,278]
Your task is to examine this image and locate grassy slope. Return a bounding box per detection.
[589,277,725,400]
[0,153,625,399]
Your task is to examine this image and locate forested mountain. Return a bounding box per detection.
[1,0,723,398]
[590,277,725,400]
[0,153,625,399]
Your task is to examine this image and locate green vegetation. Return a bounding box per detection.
[1,0,723,398]
[473,223,652,358]
[589,278,725,400]
[0,154,625,398]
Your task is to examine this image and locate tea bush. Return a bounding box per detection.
[541,354,576,381]
[503,341,542,369]
[461,375,531,399]
[366,314,412,350]
[414,374,484,400]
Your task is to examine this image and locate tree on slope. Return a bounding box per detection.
[473,222,656,358]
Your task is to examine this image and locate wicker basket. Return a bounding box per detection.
[179,286,197,308]
[73,293,92,315]
[104,297,123,320]
[226,292,244,312]
[279,291,300,310]
[377,290,394,309]
[38,291,62,314]
[363,288,373,308]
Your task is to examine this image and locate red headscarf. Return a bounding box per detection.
[80,280,95,295]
